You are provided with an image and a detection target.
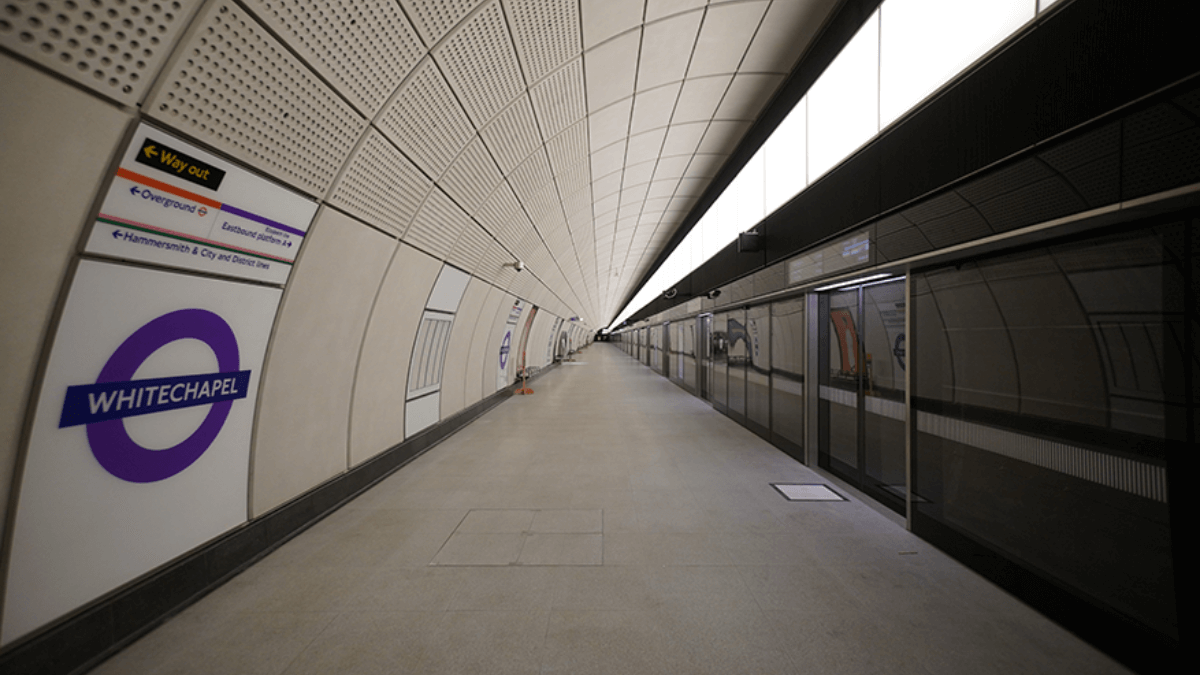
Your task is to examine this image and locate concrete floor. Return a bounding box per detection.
[91,344,1130,675]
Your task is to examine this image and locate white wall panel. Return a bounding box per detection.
[466,286,507,406]
[405,391,441,437]
[348,244,441,466]
[441,278,491,417]
[0,55,132,553]
[488,296,523,393]
[251,208,394,515]
[427,265,472,312]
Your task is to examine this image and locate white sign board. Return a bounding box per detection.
[2,260,281,644]
[86,123,317,284]
[497,299,523,389]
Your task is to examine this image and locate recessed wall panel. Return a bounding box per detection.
[251,209,393,515]
[441,278,491,417]
[349,244,441,465]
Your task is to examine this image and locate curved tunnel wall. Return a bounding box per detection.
[0,4,596,651]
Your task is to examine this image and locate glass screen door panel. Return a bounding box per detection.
[819,289,861,473]
[727,309,747,422]
[699,315,713,401]
[770,298,805,460]
[683,322,697,393]
[862,281,907,503]
[745,305,771,433]
[712,312,729,409]
[817,280,907,514]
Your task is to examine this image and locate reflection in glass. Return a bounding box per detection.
[746,305,771,432]
[727,309,747,421]
[912,224,1180,644]
[819,289,861,471]
[861,280,907,500]
[712,313,729,408]
[770,299,805,459]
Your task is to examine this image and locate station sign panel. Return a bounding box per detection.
[788,232,871,286]
[85,123,318,284]
[2,260,281,643]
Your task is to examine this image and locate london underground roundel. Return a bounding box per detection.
[58,309,251,483]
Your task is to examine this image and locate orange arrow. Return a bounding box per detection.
[143,144,158,159]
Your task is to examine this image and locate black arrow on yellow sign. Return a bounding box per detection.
[134,138,226,191]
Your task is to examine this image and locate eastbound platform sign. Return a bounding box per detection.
[86,123,317,284]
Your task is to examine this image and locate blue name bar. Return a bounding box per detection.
[59,371,251,428]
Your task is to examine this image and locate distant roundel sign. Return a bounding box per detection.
[58,309,251,483]
[499,330,512,369]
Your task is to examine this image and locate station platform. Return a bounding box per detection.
[91,344,1129,675]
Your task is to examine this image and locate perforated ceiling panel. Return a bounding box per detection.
[434,0,524,127]
[504,0,579,83]
[242,0,425,117]
[0,0,200,106]
[146,1,365,196]
[330,128,431,236]
[507,150,554,205]
[529,58,586,138]
[405,186,473,259]
[546,120,589,175]
[446,222,493,273]
[476,239,512,283]
[475,182,523,239]
[400,0,479,47]
[440,136,504,215]
[481,96,543,174]
[376,58,475,179]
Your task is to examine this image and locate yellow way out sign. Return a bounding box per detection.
[135,138,226,191]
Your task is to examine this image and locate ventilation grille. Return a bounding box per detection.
[377,58,475,178]
[917,207,992,248]
[243,0,424,117]
[406,186,471,259]
[973,177,1085,233]
[400,0,476,48]
[446,222,492,274]
[504,0,579,83]
[407,311,454,397]
[439,136,503,215]
[330,128,431,235]
[146,1,364,196]
[529,58,586,138]
[0,0,198,105]
[480,96,542,173]
[434,0,524,127]
[957,158,1053,204]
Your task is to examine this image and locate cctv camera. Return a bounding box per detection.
[515,260,525,272]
